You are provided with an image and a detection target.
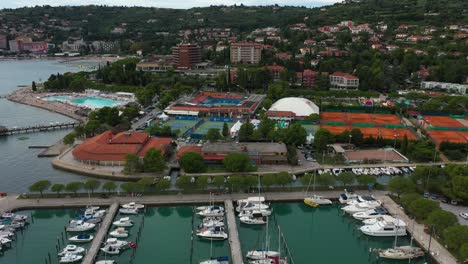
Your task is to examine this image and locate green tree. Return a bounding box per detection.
[176,176,193,191]
[426,209,458,236]
[282,123,307,146]
[157,178,171,192]
[223,153,254,172]
[337,172,355,187]
[29,180,51,197]
[388,176,415,198]
[227,176,244,192]
[317,173,336,187]
[263,173,277,190]
[63,132,76,145]
[65,182,83,196]
[400,193,421,208]
[222,122,229,138]
[350,129,364,146]
[84,179,101,194]
[276,172,293,187]
[143,148,166,173]
[238,123,254,142]
[179,152,206,173]
[196,176,209,190]
[120,182,138,193]
[123,153,142,175]
[314,128,334,153]
[212,175,225,190]
[84,120,100,137]
[136,177,154,192]
[408,198,440,220]
[103,181,117,193]
[300,173,313,187]
[443,225,468,251]
[401,134,409,155]
[32,81,37,91]
[460,243,468,261]
[357,175,376,186]
[243,175,258,189]
[262,98,273,109]
[204,128,223,141]
[306,113,320,123]
[51,183,65,196]
[452,176,468,200]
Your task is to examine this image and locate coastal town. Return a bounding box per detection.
[0,1,467,264]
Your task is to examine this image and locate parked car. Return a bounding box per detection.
[423,192,430,198]
[459,213,468,220]
[431,194,439,200]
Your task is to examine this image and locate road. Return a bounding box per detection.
[440,201,468,226]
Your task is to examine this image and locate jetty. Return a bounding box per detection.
[0,121,80,136]
[0,94,8,99]
[82,202,119,264]
[225,200,244,264]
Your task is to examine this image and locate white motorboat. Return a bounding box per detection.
[360,218,407,237]
[238,209,272,218]
[352,207,388,220]
[121,202,145,210]
[377,246,424,259]
[236,202,269,213]
[239,213,267,225]
[119,208,139,215]
[304,195,332,205]
[58,245,86,256]
[104,238,129,248]
[237,196,265,206]
[100,245,120,255]
[0,230,14,238]
[236,197,267,212]
[200,256,230,264]
[69,234,94,243]
[196,227,228,240]
[196,205,224,212]
[66,220,96,232]
[363,215,397,225]
[197,206,225,217]
[0,237,12,245]
[246,250,280,260]
[95,261,115,264]
[338,189,358,204]
[342,200,381,214]
[346,195,376,205]
[86,206,100,211]
[249,257,287,264]
[113,217,134,227]
[83,209,106,218]
[199,219,224,228]
[59,254,83,263]
[1,213,28,221]
[109,227,129,238]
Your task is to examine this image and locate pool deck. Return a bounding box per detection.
[378,195,458,264]
[225,200,244,264]
[82,202,119,264]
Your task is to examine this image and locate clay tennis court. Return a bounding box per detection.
[321,112,403,126]
[422,116,465,128]
[427,130,468,145]
[321,125,417,140]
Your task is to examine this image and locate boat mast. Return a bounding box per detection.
[393,217,399,248]
[278,225,281,260]
[313,171,317,195]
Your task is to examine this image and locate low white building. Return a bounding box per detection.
[421,81,467,94]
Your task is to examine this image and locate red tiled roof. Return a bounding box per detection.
[202,154,225,161]
[110,131,148,144]
[176,146,202,160]
[139,137,172,156]
[266,111,296,117]
[331,72,359,80]
[231,42,262,47]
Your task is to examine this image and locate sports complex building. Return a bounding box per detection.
[164,91,265,117]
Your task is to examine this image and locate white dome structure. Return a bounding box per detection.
[267,97,319,118]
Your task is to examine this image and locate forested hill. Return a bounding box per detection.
[1,0,466,41]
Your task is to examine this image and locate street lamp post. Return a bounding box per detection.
[393,134,399,149]
[348,134,352,150]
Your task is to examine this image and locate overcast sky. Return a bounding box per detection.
[1,0,340,9]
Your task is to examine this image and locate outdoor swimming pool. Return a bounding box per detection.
[43,95,74,102]
[202,96,243,106]
[43,95,122,109]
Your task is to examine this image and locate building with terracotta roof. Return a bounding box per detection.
[72,130,172,166]
[230,42,262,64]
[265,65,285,81]
[329,72,359,90]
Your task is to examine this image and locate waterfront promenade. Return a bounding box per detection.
[225,200,244,264]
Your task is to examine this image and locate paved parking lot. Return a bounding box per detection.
[440,202,468,225]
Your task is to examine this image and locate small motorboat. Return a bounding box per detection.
[1,213,28,221]
[377,246,424,260]
[119,208,139,215]
[196,226,228,240]
[199,219,224,228]
[363,215,397,226]
[197,206,224,217]
[352,207,388,220]
[69,234,94,243]
[83,209,106,219]
[84,217,102,224]
[66,220,96,232]
[246,250,280,260]
[58,245,86,256]
[200,256,230,264]
[104,238,129,248]
[238,209,271,218]
[239,213,267,225]
[95,261,116,264]
[113,217,133,227]
[303,199,319,208]
[59,253,83,263]
[0,237,12,246]
[109,227,128,238]
[121,202,145,209]
[304,195,332,205]
[338,189,358,204]
[100,245,120,255]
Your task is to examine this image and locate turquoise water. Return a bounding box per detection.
[238,202,434,264]
[71,96,121,108]
[0,208,96,264]
[43,95,74,102]
[97,206,231,264]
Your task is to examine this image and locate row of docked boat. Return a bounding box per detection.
[318,166,415,177]
[338,190,424,260]
[238,197,271,225]
[118,202,145,215]
[0,212,29,251]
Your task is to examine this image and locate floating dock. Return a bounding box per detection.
[82,202,119,264]
[225,200,244,264]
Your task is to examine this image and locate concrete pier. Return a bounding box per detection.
[225,200,244,264]
[82,202,119,264]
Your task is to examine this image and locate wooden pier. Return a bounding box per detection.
[0,121,80,136]
[225,200,244,264]
[82,202,119,264]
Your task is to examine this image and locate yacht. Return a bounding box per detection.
[346,195,376,205]
[360,218,407,237]
[59,254,83,263]
[377,246,424,260]
[109,227,129,238]
[363,215,397,225]
[342,200,381,214]
[304,195,332,205]
[100,245,121,255]
[119,208,139,215]
[338,189,358,204]
[249,257,288,264]
[113,217,134,227]
[200,256,230,264]
[83,209,106,219]
[236,202,269,213]
[1,213,28,221]
[58,245,85,256]
[121,202,145,210]
[199,219,224,228]
[238,209,272,218]
[239,213,267,225]
[0,237,12,246]
[104,238,129,248]
[352,207,388,220]
[237,197,265,207]
[66,220,96,232]
[197,206,225,217]
[196,226,228,240]
[69,234,94,243]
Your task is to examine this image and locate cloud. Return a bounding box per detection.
[2,0,339,9]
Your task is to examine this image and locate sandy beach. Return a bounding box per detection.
[7,87,87,122]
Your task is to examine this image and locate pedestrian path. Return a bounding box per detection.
[225,200,244,264]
